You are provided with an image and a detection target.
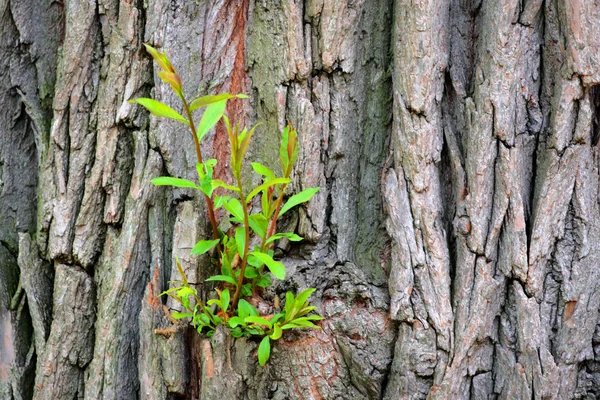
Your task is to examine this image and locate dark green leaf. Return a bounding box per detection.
[279,188,320,217]
[258,336,270,366]
[129,98,188,125]
[190,239,220,255]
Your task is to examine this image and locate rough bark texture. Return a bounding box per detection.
[1,0,600,399]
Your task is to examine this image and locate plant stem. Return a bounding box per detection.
[231,171,251,308]
[256,182,288,276]
[181,98,222,255]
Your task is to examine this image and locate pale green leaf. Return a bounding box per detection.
[151,177,198,189]
[251,162,277,182]
[246,178,291,203]
[279,187,320,217]
[129,98,188,125]
[189,93,248,111]
[197,100,226,141]
[266,232,303,245]
[258,336,270,366]
[249,252,286,280]
[205,275,238,286]
[190,239,220,255]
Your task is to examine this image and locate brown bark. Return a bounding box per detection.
[1,0,599,399]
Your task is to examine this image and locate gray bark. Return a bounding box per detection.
[1,0,599,399]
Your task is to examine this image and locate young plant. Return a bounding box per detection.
[132,44,322,365]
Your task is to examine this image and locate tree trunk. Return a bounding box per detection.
[1,0,599,399]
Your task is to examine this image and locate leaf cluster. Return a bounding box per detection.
[132,44,321,365]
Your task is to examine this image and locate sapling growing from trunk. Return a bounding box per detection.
[130,44,321,365]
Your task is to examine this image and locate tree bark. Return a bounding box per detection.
[1,0,599,399]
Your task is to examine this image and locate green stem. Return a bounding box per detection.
[256,182,288,276]
[231,171,251,308]
[181,98,222,255]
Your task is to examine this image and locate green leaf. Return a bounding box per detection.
[238,299,259,319]
[197,100,227,141]
[266,232,303,245]
[211,179,241,192]
[196,161,216,197]
[207,299,223,309]
[279,187,320,217]
[283,320,320,329]
[171,312,193,319]
[244,266,259,279]
[256,274,272,288]
[158,286,181,297]
[258,336,271,366]
[220,289,230,313]
[177,287,196,298]
[237,123,260,167]
[294,288,316,310]
[235,226,246,258]
[190,239,220,255]
[230,326,244,338]
[248,214,268,238]
[280,125,290,174]
[251,162,277,182]
[292,315,323,322]
[189,93,248,111]
[244,316,271,326]
[270,323,282,340]
[228,316,245,328]
[246,326,265,336]
[246,178,291,203]
[248,252,286,280]
[284,291,295,320]
[241,283,253,297]
[151,177,198,189]
[214,195,230,210]
[205,275,238,286]
[223,198,244,222]
[129,98,188,125]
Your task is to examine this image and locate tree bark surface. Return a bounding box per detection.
[1,0,599,399]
